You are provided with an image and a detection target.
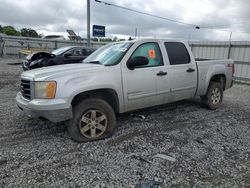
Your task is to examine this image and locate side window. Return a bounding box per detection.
[83,49,95,56]
[72,48,83,56]
[164,42,190,65]
[65,49,74,55]
[81,49,87,56]
[131,42,163,68]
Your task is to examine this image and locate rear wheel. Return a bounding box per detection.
[68,98,116,142]
[201,81,223,110]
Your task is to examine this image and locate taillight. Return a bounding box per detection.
[228,64,234,75]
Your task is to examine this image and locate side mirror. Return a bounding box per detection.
[127,56,149,70]
[64,53,72,58]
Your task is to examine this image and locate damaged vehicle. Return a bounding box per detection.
[16,39,234,142]
[22,46,96,71]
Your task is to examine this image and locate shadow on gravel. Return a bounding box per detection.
[1,98,203,147]
[117,98,202,123]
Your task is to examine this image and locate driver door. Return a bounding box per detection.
[122,42,165,112]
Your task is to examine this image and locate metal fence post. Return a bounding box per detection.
[27,38,30,50]
[55,40,58,49]
[227,41,232,59]
[0,36,4,57]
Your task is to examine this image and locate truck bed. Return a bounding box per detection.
[195,59,234,96]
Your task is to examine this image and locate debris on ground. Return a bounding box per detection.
[194,137,205,144]
[130,114,146,120]
[0,155,7,165]
[135,180,161,188]
[129,154,152,164]
[154,154,176,162]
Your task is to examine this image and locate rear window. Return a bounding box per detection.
[164,42,190,65]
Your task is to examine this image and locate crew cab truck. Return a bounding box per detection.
[16,39,234,142]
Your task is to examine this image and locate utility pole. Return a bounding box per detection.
[229,31,232,42]
[135,28,137,39]
[87,0,90,47]
[227,31,232,59]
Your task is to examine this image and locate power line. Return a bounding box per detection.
[94,0,250,36]
[94,0,200,28]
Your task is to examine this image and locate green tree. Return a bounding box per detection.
[91,37,98,41]
[100,38,112,42]
[21,28,39,38]
[0,25,3,33]
[38,33,44,38]
[118,39,125,41]
[2,26,20,36]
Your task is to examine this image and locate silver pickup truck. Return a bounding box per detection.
[16,39,234,142]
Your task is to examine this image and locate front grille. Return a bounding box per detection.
[21,79,31,100]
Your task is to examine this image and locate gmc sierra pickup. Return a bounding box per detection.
[16,39,234,142]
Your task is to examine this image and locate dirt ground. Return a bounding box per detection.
[0,58,249,188]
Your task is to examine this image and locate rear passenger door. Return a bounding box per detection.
[164,42,197,102]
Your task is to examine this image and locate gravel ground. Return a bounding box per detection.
[0,57,250,188]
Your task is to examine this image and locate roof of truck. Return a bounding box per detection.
[114,38,187,44]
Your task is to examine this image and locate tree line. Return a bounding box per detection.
[0,25,128,41]
[0,25,42,38]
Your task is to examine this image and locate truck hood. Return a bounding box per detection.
[21,63,106,81]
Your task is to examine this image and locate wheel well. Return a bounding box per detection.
[71,89,119,113]
[210,74,226,90]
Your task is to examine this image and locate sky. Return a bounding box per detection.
[1,0,250,41]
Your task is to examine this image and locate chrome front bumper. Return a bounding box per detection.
[16,92,72,122]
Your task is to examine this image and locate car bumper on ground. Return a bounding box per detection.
[16,92,72,122]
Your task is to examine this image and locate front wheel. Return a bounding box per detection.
[68,98,116,142]
[201,81,223,110]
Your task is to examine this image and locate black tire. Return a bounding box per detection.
[201,81,223,110]
[68,98,116,142]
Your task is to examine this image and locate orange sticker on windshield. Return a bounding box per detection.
[148,49,156,58]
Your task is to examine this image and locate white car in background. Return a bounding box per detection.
[42,35,66,40]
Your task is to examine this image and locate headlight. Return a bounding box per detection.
[34,81,57,99]
[30,58,44,66]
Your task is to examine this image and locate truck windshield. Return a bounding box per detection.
[83,42,133,66]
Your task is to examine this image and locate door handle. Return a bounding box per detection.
[157,71,167,76]
[186,68,195,72]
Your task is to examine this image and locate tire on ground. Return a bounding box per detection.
[68,98,116,142]
[201,81,223,110]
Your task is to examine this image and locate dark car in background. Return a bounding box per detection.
[22,46,96,71]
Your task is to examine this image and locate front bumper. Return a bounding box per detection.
[16,92,72,122]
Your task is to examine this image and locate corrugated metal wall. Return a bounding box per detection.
[190,41,250,83]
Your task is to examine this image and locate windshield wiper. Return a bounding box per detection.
[84,61,102,65]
